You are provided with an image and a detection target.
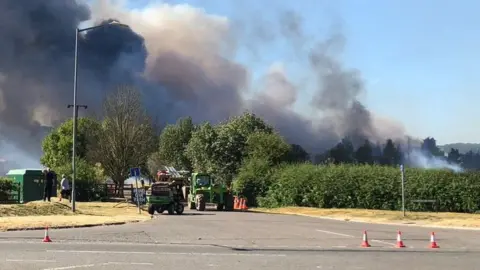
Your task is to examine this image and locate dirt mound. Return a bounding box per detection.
[0,201,75,216]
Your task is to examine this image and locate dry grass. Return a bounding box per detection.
[252,207,480,228]
[0,197,151,231]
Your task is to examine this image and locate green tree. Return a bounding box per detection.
[421,137,444,157]
[447,148,461,164]
[284,144,310,163]
[355,140,374,164]
[185,122,218,173]
[381,139,401,165]
[327,138,355,164]
[233,157,274,207]
[89,85,156,195]
[157,117,194,171]
[55,158,97,182]
[211,111,274,185]
[245,131,291,165]
[40,117,101,169]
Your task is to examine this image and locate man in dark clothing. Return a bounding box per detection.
[43,168,55,202]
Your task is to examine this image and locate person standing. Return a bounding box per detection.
[43,168,54,202]
[60,174,71,203]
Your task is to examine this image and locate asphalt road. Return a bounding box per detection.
[1,208,480,270]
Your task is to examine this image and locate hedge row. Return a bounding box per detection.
[254,164,480,213]
[0,178,19,202]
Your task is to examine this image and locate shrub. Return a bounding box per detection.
[257,164,480,213]
[232,157,276,207]
[0,177,19,202]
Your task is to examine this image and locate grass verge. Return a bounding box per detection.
[251,207,480,229]
[0,197,151,231]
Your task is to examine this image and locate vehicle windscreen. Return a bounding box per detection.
[196,175,210,187]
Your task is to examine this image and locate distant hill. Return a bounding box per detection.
[439,143,480,154]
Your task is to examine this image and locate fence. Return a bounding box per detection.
[0,182,148,204]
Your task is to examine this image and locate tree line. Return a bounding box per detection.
[40,85,480,200]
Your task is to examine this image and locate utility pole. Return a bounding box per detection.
[67,104,87,212]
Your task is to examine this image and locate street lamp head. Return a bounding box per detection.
[106,19,129,28]
[78,20,129,33]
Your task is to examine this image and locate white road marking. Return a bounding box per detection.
[6,259,56,263]
[47,250,155,255]
[46,250,286,257]
[43,264,95,270]
[315,229,355,238]
[103,262,154,265]
[0,240,207,247]
[370,239,396,247]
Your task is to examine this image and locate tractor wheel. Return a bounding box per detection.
[157,207,164,214]
[147,205,155,215]
[167,204,175,215]
[176,203,184,215]
[196,195,206,211]
[216,203,224,211]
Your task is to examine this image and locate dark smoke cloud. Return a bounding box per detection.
[0,0,406,168]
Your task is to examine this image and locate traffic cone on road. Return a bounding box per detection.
[241,198,248,211]
[234,196,240,210]
[43,227,52,243]
[429,232,439,248]
[395,231,405,248]
[361,231,371,247]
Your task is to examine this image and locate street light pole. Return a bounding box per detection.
[70,20,128,212]
[68,104,87,212]
[71,27,79,213]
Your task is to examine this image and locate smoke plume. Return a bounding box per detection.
[0,0,407,168]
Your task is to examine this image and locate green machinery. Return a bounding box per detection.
[184,172,234,211]
[145,170,185,215]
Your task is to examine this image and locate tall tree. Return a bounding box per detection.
[284,144,310,163]
[245,131,291,166]
[326,137,355,164]
[421,137,444,157]
[211,111,274,185]
[157,116,195,171]
[89,85,156,195]
[355,140,374,164]
[447,148,462,164]
[40,117,101,169]
[381,139,401,165]
[185,122,218,173]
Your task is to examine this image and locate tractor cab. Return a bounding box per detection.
[194,174,211,187]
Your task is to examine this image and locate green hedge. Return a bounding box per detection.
[0,177,19,202]
[256,164,480,213]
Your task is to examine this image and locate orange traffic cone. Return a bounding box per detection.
[395,231,405,248]
[233,196,239,210]
[241,198,248,211]
[43,227,52,243]
[361,231,371,247]
[429,232,439,248]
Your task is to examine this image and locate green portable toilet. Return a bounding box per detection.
[6,169,57,203]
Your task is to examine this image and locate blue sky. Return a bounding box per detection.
[117,0,480,145]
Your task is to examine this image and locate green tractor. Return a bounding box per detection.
[184,172,234,211]
[145,171,185,215]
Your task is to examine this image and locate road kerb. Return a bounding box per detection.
[250,209,480,231]
[4,220,142,232]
